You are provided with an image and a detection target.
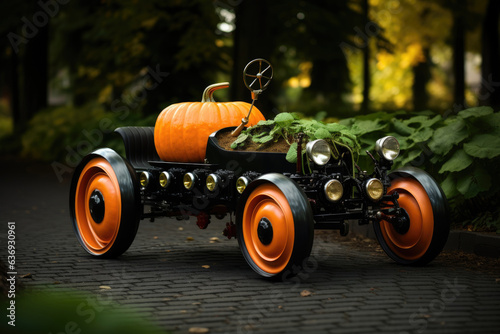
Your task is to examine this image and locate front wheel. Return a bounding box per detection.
[236,174,314,278]
[69,148,140,258]
[374,167,450,265]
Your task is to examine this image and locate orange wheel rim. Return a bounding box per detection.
[242,184,294,274]
[74,157,121,255]
[380,178,433,261]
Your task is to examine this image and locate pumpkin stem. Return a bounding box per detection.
[201,82,230,102]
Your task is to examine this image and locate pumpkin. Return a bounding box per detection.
[154,82,266,162]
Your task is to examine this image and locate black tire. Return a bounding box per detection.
[374,166,450,265]
[236,173,314,278]
[69,148,140,258]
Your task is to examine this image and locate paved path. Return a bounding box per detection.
[1,159,500,334]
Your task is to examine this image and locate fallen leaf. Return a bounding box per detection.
[189,328,209,334]
[99,285,111,290]
[178,227,184,231]
[495,278,500,283]
[202,265,210,269]
[278,305,283,309]
[210,237,220,243]
[20,273,32,278]
[300,290,312,297]
[186,237,194,241]
[53,281,60,285]
[180,310,188,313]
[153,236,158,239]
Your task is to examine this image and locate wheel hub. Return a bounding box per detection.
[89,189,105,224]
[257,217,273,245]
[393,208,410,235]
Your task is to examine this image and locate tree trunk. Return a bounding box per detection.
[480,0,500,108]
[452,12,465,109]
[20,24,49,131]
[361,0,370,114]
[231,0,274,117]
[412,48,431,111]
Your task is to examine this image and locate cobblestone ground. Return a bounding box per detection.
[1,159,500,334]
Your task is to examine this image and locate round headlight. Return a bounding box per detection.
[206,174,220,192]
[306,139,331,166]
[375,136,400,161]
[159,171,171,188]
[183,172,196,190]
[324,179,343,202]
[365,178,384,201]
[139,172,151,189]
[236,177,249,194]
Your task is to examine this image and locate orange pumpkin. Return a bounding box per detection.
[154,82,266,162]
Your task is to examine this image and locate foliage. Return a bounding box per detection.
[231,112,360,173]
[340,106,500,232]
[1,289,166,334]
[21,104,156,162]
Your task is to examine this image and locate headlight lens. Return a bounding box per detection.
[236,177,249,194]
[206,174,220,192]
[139,172,151,189]
[365,178,384,201]
[306,139,331,166]
[159,171,171,188]
[183,172,196,190]
[324,179,343,202]
[375,136,400,161]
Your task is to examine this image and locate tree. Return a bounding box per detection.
[480,0,500,108]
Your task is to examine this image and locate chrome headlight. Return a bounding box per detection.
[365,178,384,201]
[206,174,220,192]
[375,136,400,161]
[324,179,343,202]
[139,172,151,189]
[306,139,331,166]
[159,171,171,188]
[183,172,196,190]
[236,176,249,194]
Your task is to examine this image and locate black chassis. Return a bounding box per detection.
[116,125,404,236]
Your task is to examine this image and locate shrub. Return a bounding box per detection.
[339,107,500,232]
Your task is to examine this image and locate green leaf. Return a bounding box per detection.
[458,106,494,119]
[256,119,275,126]
[440,173,459,199]
[456,165,491,199]
[398,149,422,167]
[286,142,298,163]
[428,117,468,156]
[326,122,347,133]
[409,127,434,143]
[350,119,387,136]
[392,118,413,136]
[274,113,295,127]
[314,128,331,139]
[463,134,500,159]
[439,149,473,173]
[233,133,248,144]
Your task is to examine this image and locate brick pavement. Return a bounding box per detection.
[1,159,500,334]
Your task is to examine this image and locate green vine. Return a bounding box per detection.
[231,112,360,175]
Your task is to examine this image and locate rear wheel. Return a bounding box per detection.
[237,174,314,278]
[374,167,450,265]
[70,148,140,257]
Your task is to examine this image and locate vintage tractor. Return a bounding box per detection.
[70,59,450,278]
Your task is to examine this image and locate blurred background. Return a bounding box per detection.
[0,0,499,231]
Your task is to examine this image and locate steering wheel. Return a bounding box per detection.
[243,58,273,93]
